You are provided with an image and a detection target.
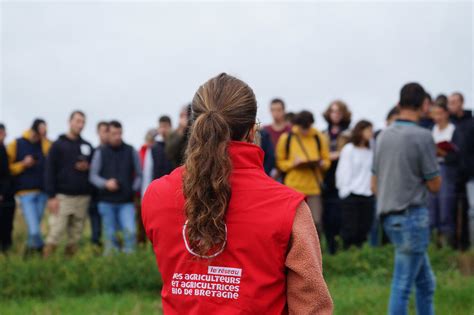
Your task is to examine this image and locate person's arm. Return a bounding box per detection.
[371,140,380,195]
[132,149,142,193]
[89,149,107,189]
[318,133,331,171]
[371,175,377,195]
[6,140,26,176]
[419,134,441,193]
[286,201,333,315]
[426,176,441,193]
[444,128,461,165]
[44,142,58,198]
[276,133,294,172]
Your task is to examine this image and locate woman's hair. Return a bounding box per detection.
[386,106,400,121]
[434,98,449,112]
[433,102,449,112]
[350,120,373,148]
[293,110,315,129]
[183,73,257,257]
[323,100,352,127]
[31,118,46,134]
[435,94,448,106]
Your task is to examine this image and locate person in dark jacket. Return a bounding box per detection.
[43,111,94,257]
[89,120,142,254]
[462,120,474,248]
[7,119,51,256]
[165,105,191,169]
[259,127,276,176]
[321,100,351,254]
[137,117,173,245]
[448,92,473,250]
[449,92,472,127]
[419,92,434,129]
[0,124,16,253]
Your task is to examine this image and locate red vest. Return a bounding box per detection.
[142,141,305,314]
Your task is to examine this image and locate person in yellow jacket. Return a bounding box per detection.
[7,119,51,256]
[276,111,331,233]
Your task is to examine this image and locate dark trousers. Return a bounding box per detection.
[135,196,147,245]
[340,194,375,249]
[322,192,342,255]
[0,197,16,252]
[88,200,102,245]
[428,164,457,237]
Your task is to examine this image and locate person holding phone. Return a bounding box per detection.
[276,110,331,234]
[43,111,94,257]
[7,119,51,257]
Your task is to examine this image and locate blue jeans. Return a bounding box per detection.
[98,202,136,254]
[18,192,48,249]
[383,206,436,315]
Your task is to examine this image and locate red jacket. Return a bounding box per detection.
[142,141,304,314]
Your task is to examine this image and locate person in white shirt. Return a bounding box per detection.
[336,120,375,249]
[428,102,461,248]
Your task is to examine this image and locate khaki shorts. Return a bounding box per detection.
[46,194,91,246]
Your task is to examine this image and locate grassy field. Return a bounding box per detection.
[1,207,474,314]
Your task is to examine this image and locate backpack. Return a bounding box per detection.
[281,132,323,187]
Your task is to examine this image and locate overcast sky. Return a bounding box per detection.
[1,1,473,147]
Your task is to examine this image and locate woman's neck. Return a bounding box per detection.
[272,120,287,131]
[437,121,450,130]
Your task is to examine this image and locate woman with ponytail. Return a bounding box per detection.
[142,73,332,315]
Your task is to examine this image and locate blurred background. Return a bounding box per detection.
[2,1,472,146]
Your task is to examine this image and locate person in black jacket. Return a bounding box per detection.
[462,119,474,248]
[0,124,16,253]
[43,111,94,257]
[448,92,473,250]
[258,128,275,176]
[165,105,191,169]
[89,120,142,254]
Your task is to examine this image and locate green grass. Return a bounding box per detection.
[1,207,474,314]
[0,292,161,315]
[2,270,472,315]
[327,271,474,315]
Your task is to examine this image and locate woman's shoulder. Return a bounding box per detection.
[341,142,354,153]
[145,167,184,198]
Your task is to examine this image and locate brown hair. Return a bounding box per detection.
[451,92,464,103]
[323,100,352,126]
[270,98,285,110]
[183,73,257,257]
[350,120,373,148]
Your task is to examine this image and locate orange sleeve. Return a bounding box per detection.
[286,201,333,315]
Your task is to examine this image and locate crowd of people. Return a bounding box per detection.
[0,89,472,259]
